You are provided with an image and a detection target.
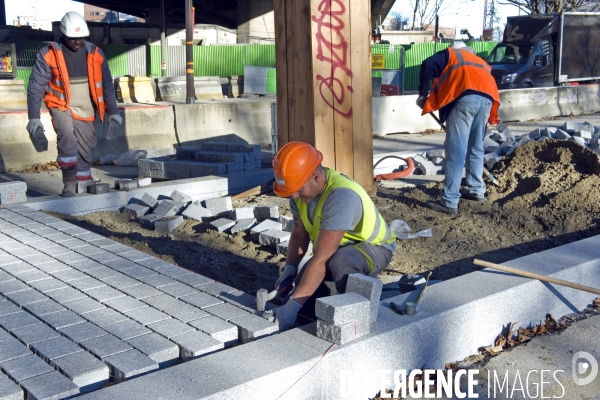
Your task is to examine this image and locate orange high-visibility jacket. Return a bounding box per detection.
[422,48,500,123]
[27,41,118,122]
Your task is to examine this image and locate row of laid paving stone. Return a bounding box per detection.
[0,204,278,399]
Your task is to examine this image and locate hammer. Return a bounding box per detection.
[391,272,432,315]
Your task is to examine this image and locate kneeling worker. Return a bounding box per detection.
[272,142,396,331]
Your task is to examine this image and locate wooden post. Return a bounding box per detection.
[275,0,375,195]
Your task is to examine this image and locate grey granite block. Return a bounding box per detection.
[4,289,47,306]
[141,294,185,311]
[345,273,383,324]
[86,251,120,264]
[120,266,156,279]
[68,277,106,292]
[139,214,163,229]
[86,286,125,302]
[137,274,178,288]
[11,323,60,347]
[316,316,370,345]
[102,320,151,341]
[22,300,65,316]
[0,270,14,283]
[126,333,180,367]
[146,318,194,339]
[0,338,31,362]
[229,313,279,343]
[153,201,178,218]
[52,251,88,264]
[45,287,87,303]
[81,308,129,327]
[219,291,256,308]
[0,329,11,343]
[0,372,22,400]
[58,322,108,343]
[230,207,255,220]
[103,349,158,383]
[209,218,235,233]
[37,310,85,330]
[230,217,258,234]
[0,301,20,317]
[59,238,88,249]
[250,219,282,241]
[204,303,249,321]
[79,334,132,360]
[172,273,213,288]
[20,371,80,400]
[51,268,88,282]
[159,283,199,298]
[30,336,82,361]
[155,216,184,233]
[164,304,209,323]
[0,353,54,381]
[180,292,223,309]
[259,229,290,247]
[118,250,152,262]
[181,203,212,222]
[140,193,159,209]
[254,205,279,222]
[0,261,34,275]
[119,284,162,300]
[99,274,140,290]
[148,263,189,278]
[124,307,171,326]
[315,292,370,325]
[0,254,20,267]
[0,182,27,195]
[197,281,238,297]
[276,241,289,256]
[202,197,232,217]
[0,312,40,332]
[170,190,193,204]
[188,315,238,347]
[28,278,68,293]
[103,296,148,313]
[50,350,110,393]
[279,215,294,232]
[34,261,71,274]
[170,330,224,361]
[84,267,120,281]
[99,258,137,272]
[11,269,49,283]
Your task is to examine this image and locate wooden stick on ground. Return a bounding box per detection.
[473,259,600,296]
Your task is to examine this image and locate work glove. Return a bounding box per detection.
[275,264,296,299]
[273,297,302,332]
[416,95,427,109]
[106,114,123,141]
[26,118,48,152]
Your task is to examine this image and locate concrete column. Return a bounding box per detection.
[237,0,275,43]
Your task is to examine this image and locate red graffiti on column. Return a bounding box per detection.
[312,0,353,118]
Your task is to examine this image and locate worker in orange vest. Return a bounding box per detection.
[417,40,500,214]
[26,12,121,197]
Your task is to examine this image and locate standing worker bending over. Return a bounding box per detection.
[417,41,500,214]
[272,142,396,331]
[26,12,121,197]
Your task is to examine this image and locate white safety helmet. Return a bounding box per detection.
[60,12,90,38]
[450,40,466,49]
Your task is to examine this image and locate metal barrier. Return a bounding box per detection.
[243,65,276,95]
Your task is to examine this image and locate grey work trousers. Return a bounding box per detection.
[50,109,97,178]
[294,242,393,319]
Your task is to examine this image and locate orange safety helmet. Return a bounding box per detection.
[273,141,323,197]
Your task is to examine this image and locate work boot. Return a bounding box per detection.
[425,199,458,215]
[459,188,485,203]
[61,166,77,197]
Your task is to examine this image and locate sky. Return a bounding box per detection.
[389,0,522,39]
[5,0,83,27]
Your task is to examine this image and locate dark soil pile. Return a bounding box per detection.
[53,139,600,294]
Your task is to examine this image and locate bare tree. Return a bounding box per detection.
[386,11,410,30]
[410,0,447,30]
[497,0,599,14]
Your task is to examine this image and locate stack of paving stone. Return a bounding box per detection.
[0,204,279,398]
[410,121,600,174]
[137,142,262,180]
[315,292,371,345]
[0,181,27,205]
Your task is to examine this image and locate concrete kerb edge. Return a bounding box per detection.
[76,234,600,399]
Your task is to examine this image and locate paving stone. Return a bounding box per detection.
[316,316,370,345]
[0,372,22,400]
[124,307,171,326]
[99,257,137,271]
[68,277,106,292]
[276,241,289,256]
[50,350,110,393]
[279,215,294,232]
[62,297,105,316]
[138,214,163,229]
[34,261,71,274]
[79,334,133,360]
[102,320,151,341]
[254,205,279,222]
[180,292,223,309]
[170,190,193,204]
[103,296,148,313]
[209,218,235,233]
[229,313,279,343]
[45,287,87,303]
[0,261,35,275]
[52,251,88,264]
[30,336,82,362]
[148,263,189,278]
[136,177,152,187]
[146,318,194,339]
[37,310,86,330]
[0,353,54,382]
[345,273,383,324]
[58,322,109,343]
[86,286,126,302]
[117,284,160,300]
[0,270,15,283]
[116,180,137,192]
[155,216,184,234]
[159,282,199,298]
[140,193,159,209]
[126,333,179,367]
[153,201,178,218]
[142,294,186,311]
[0,338,31,362]
[181,203,212,222]
[202,197,232,217]
[119,250,153,262]
[82,308,130,327]
[20,370,80,399]
[103,349,158,383]
[11,323,60,347]
[0,182,27,196]
[219,291,256,308]
[163,304,209,323]
[38,246,72,258]
[87,251,121,264]
[0,312,40,332]
[60,238,88,249]
[170,330,224,361]
[22,300,65,316]
[84,266,120,281]
[188,315,238,346]
[10,269,49,284]
[137,274,178,288]
[229,218,257,234]
[204,303,249,321]
[197,281,238,297]
[4,247,38,259]
[51,268,88,282]
[27,278,69,294]
[99,274,140,290]
[120,266,156,279]
[259,229,290,247]
[0,329,12,343]
[4,289,48,306]
[172,273,213,288]
[315,292,370,325]
[250,219,282,241]
[230,207,255,220]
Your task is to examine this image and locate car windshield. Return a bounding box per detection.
[486,43,533,65]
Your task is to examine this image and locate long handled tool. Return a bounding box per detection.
[474,259,600,296]
[428,112,499,186]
